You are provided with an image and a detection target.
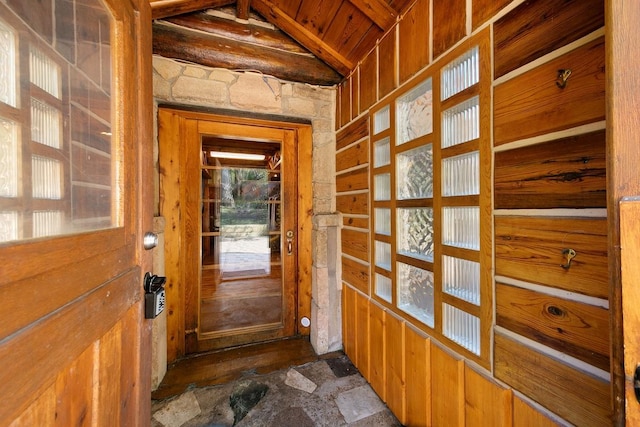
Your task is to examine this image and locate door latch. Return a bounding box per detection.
[286,230,294,256]
[144,272,166,319]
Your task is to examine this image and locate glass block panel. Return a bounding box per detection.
[32,156,62,199]
[0,20,17,107]
[397,144,433,200]
[373,137,391,167]
[374,173,391,201]
[442,255,480,305]
[30,47,61,98]
[375,240,392,271]
[442,151,479,196]
[441,45,479,100]
[33,210,63,238]
[31,98,61,148]
[374,208,391,235]
[0,117,18,197]
[375,273,392,303]
[396,78,433,145]
[442,96,479,148]
[0,211,18,242]
[397,208,433,261]
[442,207,479,250]
[374,105,390,134]
[397,262,434,327]
[443,303,480,355]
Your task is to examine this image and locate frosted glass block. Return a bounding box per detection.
[375,240,392,271]
[442,207,479,250]
[442,255,480,305]
[397,208,433,261]
[0,20,16,107]
[0,211,18,242]
[374,173,390,201]
[375,208,391,235]
[30,47,60,98]
[396,78,433,145]
[33,210,63,238]
[375,273,392,303]
[0,118,18,197]
[374,137,391,167]
[397,262,434,327]
[441,46,479,100]
[443,303,480,355]
[31,98,61,149]
[374,105,390,134]
[396,144,433,200]
[442,151,479,196]
[32,156,62,199]
[442,96,480,148]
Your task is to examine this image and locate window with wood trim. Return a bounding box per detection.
[370,29,492,366]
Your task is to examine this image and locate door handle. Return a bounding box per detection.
[286,230,294,256]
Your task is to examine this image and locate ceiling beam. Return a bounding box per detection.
[251,0,353,76]
[236,0,251,20]
[348,0,397,29]
[150,0,235,20]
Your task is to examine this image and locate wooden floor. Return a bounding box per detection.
[151,336,320,401]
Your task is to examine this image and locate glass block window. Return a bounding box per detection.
[396,78,433,145]
[375,240,392,270]
[397,262,434,327]
[442,255,480,305]
[374,173,391,201]
[33,210,63,238]
[397,208,434,261]
[397,144,433,199]
[375,273,392,303]
[374,208,391,235]
[374,137,391,167]
[0,211,19,242]
[442,96,479,148]
[374,105,390,134]
[442,151,479,196]
[442,207,479,250]
[30,47,61,98]
[0,118,18,197]
[441,46,479,100]
[443,303,480,355]
[32,156,62,199]
[31,98,61,148]
[0,20,17,107]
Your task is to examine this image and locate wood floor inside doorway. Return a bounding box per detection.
[151,337,320,401]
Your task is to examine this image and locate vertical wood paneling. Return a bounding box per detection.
[297,126,314,335]
[54,344,95,426]
[433,0,466,58]
[431,344,465,426]
[343,285,357,361]
[359,49,377,111]
[385,314,406,424]
[340,79,351,128]
[97,322,123,423]
[398,0,430,84]
[472,0,511,29]
[369,303,386,401]
[351,70,360,119]
[378,28,396,98]
[8,386,56,427]
[512,397,559,427]
[405,327,430,427]
[355,292,370,378]
[464,367,513,426]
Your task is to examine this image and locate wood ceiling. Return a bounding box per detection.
[150,0,414,85]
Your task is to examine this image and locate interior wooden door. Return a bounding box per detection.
[159,109,302,356]
[0,0,153,425]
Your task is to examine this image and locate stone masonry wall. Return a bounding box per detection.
[151,56,342,366]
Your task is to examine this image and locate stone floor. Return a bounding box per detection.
[151,354,401,427]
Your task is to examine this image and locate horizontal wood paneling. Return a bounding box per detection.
[341,228,369,261]
[336,140,369,171]
[399,0,430,83]
[494,37,605,145]
[494,0,604,78]
[336,168,369,192]
[494,130,606,209]
[336,192,369,215]
[337,112,369,151]
[343,216,369,229]
[495,333,611,427]
[496,283,610,371]
[472,0,511,30]
[342,256,370,293]
[495,216,608,298]
[432,0,466,59]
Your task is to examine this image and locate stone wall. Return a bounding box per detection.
[151,56,342,381]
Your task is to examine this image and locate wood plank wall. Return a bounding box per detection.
[336,0,608,425]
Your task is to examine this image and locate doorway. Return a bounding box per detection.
[158,107,313,360]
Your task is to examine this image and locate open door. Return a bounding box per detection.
[0,0,153,424]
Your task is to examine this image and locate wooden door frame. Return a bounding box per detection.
[607,0,640,424]
[158,106,313,363]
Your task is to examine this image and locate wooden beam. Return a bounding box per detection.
[251,0,353,75]
[152,22,342,85]
[237,0,251,20]
[165,12,309,55]
[348,0,397,29]
[150,0,235,20]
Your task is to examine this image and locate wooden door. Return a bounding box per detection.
[159,108,311,359]
[0,0,153,425]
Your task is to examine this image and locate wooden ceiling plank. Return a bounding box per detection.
[296,0,342,38]
[237,0,251,20]
[251,0,353,75]
[150,0,235,20]
[348,0,397,29]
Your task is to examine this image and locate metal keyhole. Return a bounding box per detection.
[286,230,294,256]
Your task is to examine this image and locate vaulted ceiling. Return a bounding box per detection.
[150,0,414,85]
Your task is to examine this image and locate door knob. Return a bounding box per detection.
[143,231,159,250]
